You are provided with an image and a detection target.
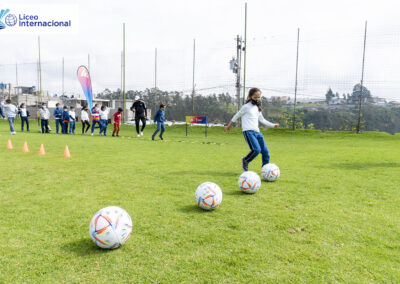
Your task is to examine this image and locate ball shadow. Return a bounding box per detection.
[61,238,113,256]
[178,204,215,214]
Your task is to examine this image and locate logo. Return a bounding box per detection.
[0,9,10,29]
[5,13,17,26]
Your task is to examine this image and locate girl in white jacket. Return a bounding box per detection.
[225,88,279,171]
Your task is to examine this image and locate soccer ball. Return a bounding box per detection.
[238,171,261,194]
[89,206,132,249]
[195,182,223,210]
[261,163,280,182]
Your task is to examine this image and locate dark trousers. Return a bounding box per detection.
[152,121,165,137]
[55,119,63,134]
[135,116,146,134]
[82,120,90,134]
[62,121,69,134]
[41,119,49,133]
[243,130,270,166]
[91,120,100,134]
[21,117,29,131]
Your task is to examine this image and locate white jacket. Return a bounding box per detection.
[81,110,89,121]
[39,108,50,120]
[69,110,76,122]
[1,102,18,118]
[100,108,109,120]
[231,102,275,132]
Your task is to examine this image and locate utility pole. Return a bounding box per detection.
[15,62,18,86]
[62,57,65,97]
[122,23,126,122]
[38,36,42,103]
[236,35,242,112]
[356,21,367,134]
[192,39,196,115]
[155,47,157,90]
[242,2,247,104]
[292,28,300,131]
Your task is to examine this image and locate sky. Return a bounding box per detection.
[1,0,400,101]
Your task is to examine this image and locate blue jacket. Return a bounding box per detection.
[62,111,69,121]
[54,108,62,119]
[154,109,165,123]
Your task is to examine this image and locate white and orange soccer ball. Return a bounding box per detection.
[195,182,223,210]
[238,171,261,194]
[261,163,280,182]
[89,206,132,249]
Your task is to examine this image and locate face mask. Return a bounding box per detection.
[251,99,261,106]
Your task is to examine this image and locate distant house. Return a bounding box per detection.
[14,86,35,95]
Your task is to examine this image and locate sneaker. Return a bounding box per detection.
[116,135,119,137]
[241,158,249,171]
[159,136,163,140]
[140,131,144,136]
[152,135,155,141]
[11,132,16,135]
[91,133,94,136]
[112,134,115,137]
[137,134,140,137]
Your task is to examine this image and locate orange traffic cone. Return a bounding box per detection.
[38,144,46,155]
[6,139,13,150]
[64,145,71,158]
[22,141,30,152]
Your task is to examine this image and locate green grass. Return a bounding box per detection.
[0,119,399,283]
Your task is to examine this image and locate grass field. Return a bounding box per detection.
[0,119,399,283]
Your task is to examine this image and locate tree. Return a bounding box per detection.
[325,88,334,104]
[350,84,371,104]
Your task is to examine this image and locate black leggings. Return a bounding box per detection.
[135,116,146,134]
[82,120,90,134]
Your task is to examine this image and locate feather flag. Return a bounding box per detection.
[77,66,93,110]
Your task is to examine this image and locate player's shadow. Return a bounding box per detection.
[328,162,400,170]
[61,238,113,256]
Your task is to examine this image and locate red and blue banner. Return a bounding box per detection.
[77,66,93,109]
[186,116,207,124]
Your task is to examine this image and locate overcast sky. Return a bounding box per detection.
[1,0,400,100]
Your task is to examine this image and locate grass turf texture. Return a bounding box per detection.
[0,119,399,283]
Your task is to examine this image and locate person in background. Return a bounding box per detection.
[69,106,76,134]
[130,96,147,137]
[1,99,18,134]
[19,103,30,132]
[53,103,63,134]
[39,103,50,134]
[112,107,123,137]
[91,104,100,136]
[81,105,90,135]
[99,105,110,136]
[62,106,70,134]
[152,104,166,141]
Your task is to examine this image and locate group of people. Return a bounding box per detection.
[1,95,167,140]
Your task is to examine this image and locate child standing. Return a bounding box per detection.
[53,103,63,134]
[225,88,279,171]
[19,103,30,132]
[39,103,50,134]
[81,105,90,134]
[152,104,166,141]
[112,107,123,137]
[99,106,110,136]
[1,99,18,134]
[62,106,70,134]
[91,104,100,136]
[69,106,76,134]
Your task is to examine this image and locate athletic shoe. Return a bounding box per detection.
[241,158,249,171]
[140,131,143,136]
[112,134,115,137]
[137,134,140,137]
[152,135,155,141]
[91,133,93,136]
[116,135,119,137]
[159,135,163,140]
[11,132,16,135]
